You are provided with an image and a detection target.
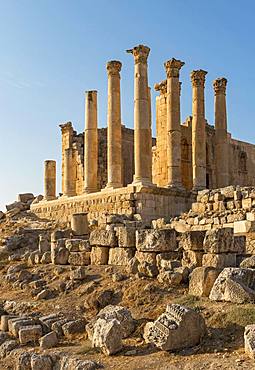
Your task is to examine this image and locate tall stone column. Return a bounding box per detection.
[84,90,98,193]
[164,58,185,188]
[106,61,122,188]
[63,148,76,197]
[44,160,56,200]
[191,70,207,190]
[214,77,229,188]
[127,44,152,186]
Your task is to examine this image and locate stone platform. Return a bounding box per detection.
[31,185,195,223]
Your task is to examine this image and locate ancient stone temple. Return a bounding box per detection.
[31,45,255,223]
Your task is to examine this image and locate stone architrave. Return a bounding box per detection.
[84,90,98,193]
[127,44,153,186]
[106,61,122,188]
[164,58,185,188]
[191,70,207,190]
[44,160,56,200]
[214,77,229,187]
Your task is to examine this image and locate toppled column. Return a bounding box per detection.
[63,148,76,197]
[127,45,153,186]
[84,91,98,193]
[44,160,56,200]
[164,58,185,188]
[214,77,229,187]
[106,61,122,188]
[191,70,207,190]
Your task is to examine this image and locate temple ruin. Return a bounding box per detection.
[31,44,255,223]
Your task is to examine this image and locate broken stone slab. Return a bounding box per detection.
[189,267,221,297]
[203,228,234,253]
[71,266,86,280]
[135,251,157,265]
[87,305,135,341]
[179,231,206,251]
[244,324,255,358]
[58,355,101,370]
[51,245,69,265]
[108,248,135,266]
[202,253,236,268]
[0,315,17,331]
[39,235,50,253]
[136,229,176,252]
[16,351,32,369]
[90,246,109,265]
[233,235,246,254]
[0,339,18,359]
[9,318,37,337]
[68,251,90,266]
[209,267,255,303]
[138,261,159,277]
[144,304,206,351]
[157,271,183,285]
[19,325,42,345]
[89,229,118,247]
[62,319,86,337]
[91,318,122,355]
[39,331,58,349]
[6,201,25,212]
[115,226,136,248]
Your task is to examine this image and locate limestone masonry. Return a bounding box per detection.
[31,44,255,222]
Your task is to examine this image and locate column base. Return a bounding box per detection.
[44,196,57,201]
[102,183,122,191]
[166,183,186,191]
[83,188,98,194]
[132,177,156,188]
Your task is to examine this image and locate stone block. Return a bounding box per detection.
[9,318,36,337]
[115,226,136,248]
[65,238,90,252]
[179,231,206,251]
[242,198,252,210]
[18,193,34,203]
[89,229,117,247]
[157,271,183,285]
[68,251,90,266]
[41,251,51,264]
[144,304,206,351]
[221,186,235,199]
[39,235,50,253]
[192,202,206,213]
[244,325,255,358]
[19,325,42,345]
[108,248,135,266]
[247,212,255,222]
[202,253,236,268]
[234,221,255,234]
[233,235,246,254]
[136,229,176,252]
[0,315,17,332]
[135,251,157,265]
[39,331,58,349]
[182,250,203,269]
[189,267,221,297]
[209,267,255,303]
[30,354,53,370]
[62,319,86,336]
[203,228,234,253]
[91,318,122,355]
[91,246,109,265]
[71,266,86,280]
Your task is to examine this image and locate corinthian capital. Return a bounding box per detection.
[126,44,150,64]
[106,60,122,76]
[213,77,227,95]
[190,70,207,87]
[164,58,185,78]
[154,80,167,95]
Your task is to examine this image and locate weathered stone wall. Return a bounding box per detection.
[31,186,194,223]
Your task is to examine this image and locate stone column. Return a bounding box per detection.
[214,77,229,188]
[106,61,122,188]
[63,148,76,196]
[84,90,98,193]
[44,160,56,200]
[127,44,152,186]
[191,70,208,190]
[164,58,185,188]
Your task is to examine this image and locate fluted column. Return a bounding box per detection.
[84,90,98,193]
[191,70,207,190]
[214,78,229,188]
[127,44,152,186]
[164,58,185,188]
[64,148,76,196]
[44,160,56,200]
[106,61,122,188]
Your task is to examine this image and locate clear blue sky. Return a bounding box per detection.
[0,0,255,211]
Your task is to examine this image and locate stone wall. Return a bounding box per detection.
[31,185,194,224]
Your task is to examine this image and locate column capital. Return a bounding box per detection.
[106,60,122,76]
[190,70,207,87]
[213,77,227,95]
[59,121,73,132]
[126,44,150,64]
[164,58,185,78]
[154,80,167,95]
